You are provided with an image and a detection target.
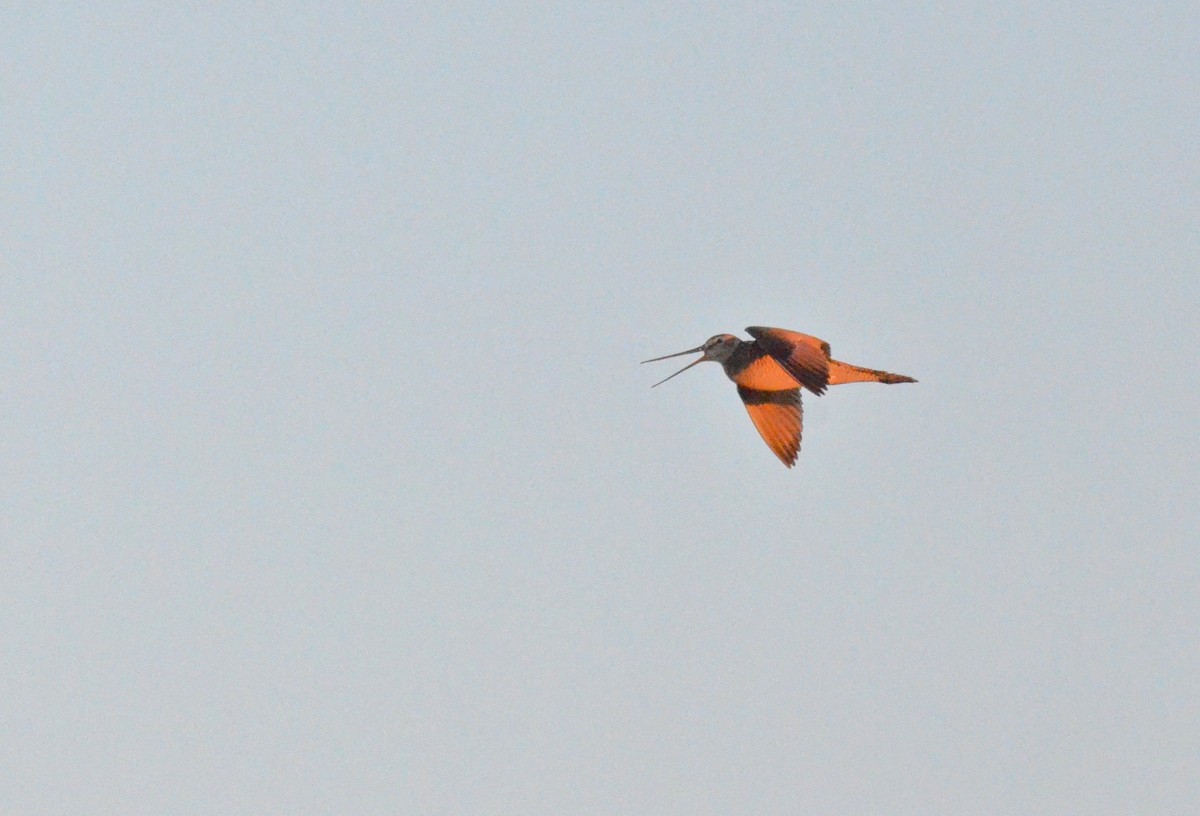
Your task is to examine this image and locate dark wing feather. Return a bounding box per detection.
[737,385,803,468]
[746,326,831,395]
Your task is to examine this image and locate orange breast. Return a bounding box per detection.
[730,354,799,391]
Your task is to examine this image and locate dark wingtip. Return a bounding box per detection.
[803,375,829,396]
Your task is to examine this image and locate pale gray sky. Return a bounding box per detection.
[3,4,1198,814]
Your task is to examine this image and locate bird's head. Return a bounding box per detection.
[642,333,739,387]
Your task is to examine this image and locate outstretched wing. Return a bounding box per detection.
[737,385,803,468]
[745,326,831,395]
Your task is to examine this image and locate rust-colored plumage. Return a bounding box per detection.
[643,325,915,467]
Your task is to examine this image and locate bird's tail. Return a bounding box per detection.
[828,360,916,386]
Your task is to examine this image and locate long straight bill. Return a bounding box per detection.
[641,345,706,388]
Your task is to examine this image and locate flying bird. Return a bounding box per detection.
[643,326,915,467]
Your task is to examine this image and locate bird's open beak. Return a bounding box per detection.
[641,345,707,388]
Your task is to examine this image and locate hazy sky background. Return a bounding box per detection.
[3,4,1198,814]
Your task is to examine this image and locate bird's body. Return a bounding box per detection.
[643,326,915,467]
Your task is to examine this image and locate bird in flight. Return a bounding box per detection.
[643,326,915,467]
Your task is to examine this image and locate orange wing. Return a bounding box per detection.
[745,326,831,395]
[737,385,803,467]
